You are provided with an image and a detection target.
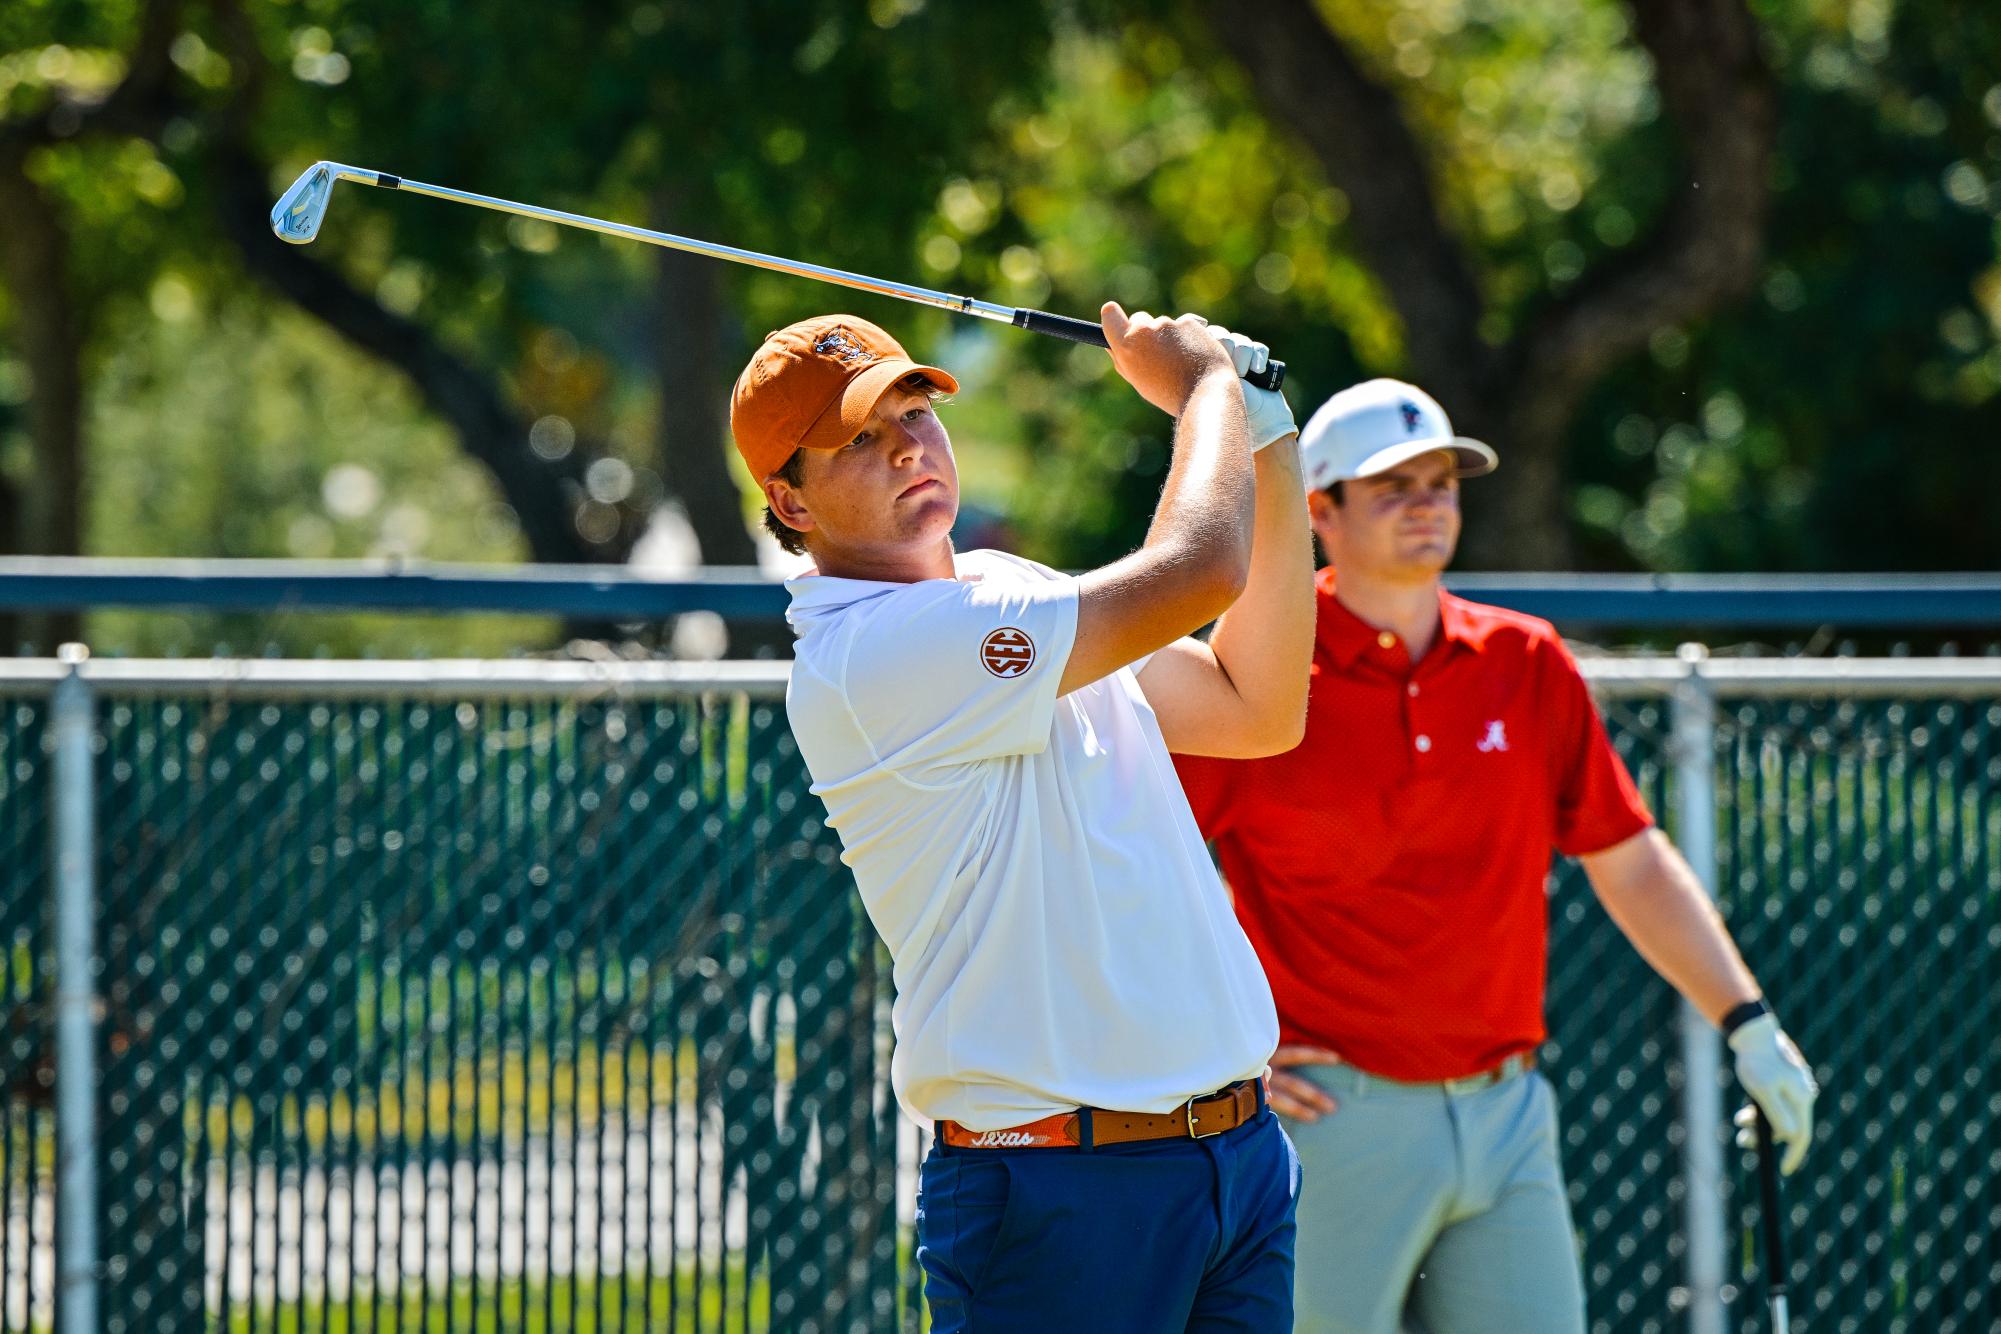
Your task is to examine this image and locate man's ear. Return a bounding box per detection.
[1306,487,1344,561]
[1306,487,1341,531]
[763,474,815,538]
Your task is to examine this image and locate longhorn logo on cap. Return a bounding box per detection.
[814,330,869,363]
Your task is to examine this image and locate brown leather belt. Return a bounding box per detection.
[938,1079,1264,1150]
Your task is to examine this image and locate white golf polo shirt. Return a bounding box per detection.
[784,548,1278,1130]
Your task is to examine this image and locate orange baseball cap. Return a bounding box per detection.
[730,315,959,481]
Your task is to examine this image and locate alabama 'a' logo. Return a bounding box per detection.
[980,627,1036,678]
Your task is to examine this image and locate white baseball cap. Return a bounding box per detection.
[1297,378,1498,492]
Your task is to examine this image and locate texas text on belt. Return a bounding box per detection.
[938,1079,1265,1150]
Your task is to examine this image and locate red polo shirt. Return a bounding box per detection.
[1174,571,1653,1082]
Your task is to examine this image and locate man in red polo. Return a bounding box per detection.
[1173,378,1818,1332]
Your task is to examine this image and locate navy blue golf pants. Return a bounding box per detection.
[917,1105,1301,1332]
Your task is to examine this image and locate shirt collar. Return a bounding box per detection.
[784,570,894,626]
[1436,589,1488,654]
[783,551,992,628]
[1314,570,1485,668]
[1314,570,1381,669]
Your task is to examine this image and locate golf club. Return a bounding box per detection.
[1754,1110,1792,1332]
[271,161,1286,391]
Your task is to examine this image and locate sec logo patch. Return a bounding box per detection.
[980,627,1036,678]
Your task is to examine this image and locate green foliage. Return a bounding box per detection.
[1,0,1998,655]
[232,0,1059,563]
[2,0,1060,650]
[85,291,548,655]
[906,19,1379,568]
[1570,0,2001,571]
[952,1,2001,573]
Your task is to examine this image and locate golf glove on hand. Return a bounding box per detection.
[1730,1014,1818,1174]
[1209,327,1295,450]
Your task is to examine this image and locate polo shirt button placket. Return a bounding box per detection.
[1405,671,1430,760]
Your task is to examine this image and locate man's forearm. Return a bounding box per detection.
[1144,370,1255,570]
[1206,436,1313,730]
[1584,829,1762,1025]
[1589,835,1821,1176]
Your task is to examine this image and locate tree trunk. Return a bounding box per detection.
[1198,0,1775,572]
[200,0,640,579]
[1461,393,1573,569]
[0,146,85,648]
[652,201,753,566]
[210,145,642,570]
[650,192,791,656]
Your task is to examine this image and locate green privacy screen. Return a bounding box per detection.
[0,674,1995,1333]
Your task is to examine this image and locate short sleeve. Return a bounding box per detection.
[1545,637,1654,856]
[1171,753,1240,839]
[836,573,1079,777]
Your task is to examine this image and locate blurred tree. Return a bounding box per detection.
[3,0,1054,651]
[206,0,1052,562]
[197,0,1051,649]
[1570,0,2001,574]
[1196,0,1778,567]
[5,0,1999,663]
[602,4,1056,569]
[0,0,186,645]
[198,0,648,568]
[961,0,2001,581]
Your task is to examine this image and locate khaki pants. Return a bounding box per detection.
[1286,1066,1587,1334]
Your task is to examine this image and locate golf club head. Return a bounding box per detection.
[271,162,337,244]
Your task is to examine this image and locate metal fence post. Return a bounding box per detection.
[1673,643,1727,1334]
[51,643,99,1334]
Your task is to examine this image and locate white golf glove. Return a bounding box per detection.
[1209,327,1295,451]
[1729,1013,1818,1175]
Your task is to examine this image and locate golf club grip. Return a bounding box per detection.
[1013,307,1287,391]
[1755,1109,1791,1325]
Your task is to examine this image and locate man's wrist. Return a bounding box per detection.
[1720,997,1772,1041]
[1172,364,1240,417]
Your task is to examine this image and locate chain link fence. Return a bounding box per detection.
[1711,690,2001,1332]
[1547,687,1685,1332]
[2,697,55,1334]
[7,663,921,1334]
[1,655,1996,1333]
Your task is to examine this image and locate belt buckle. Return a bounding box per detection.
[1187,1095,1224,1139]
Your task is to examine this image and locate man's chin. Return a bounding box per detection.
[910,491,959,527]
[1396,541,1456,574]
[890,496,958,548]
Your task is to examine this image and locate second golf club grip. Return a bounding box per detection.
[1754,1110,1788,1271]
[1014,307,1287,391]
[1753,1108,1791,1330]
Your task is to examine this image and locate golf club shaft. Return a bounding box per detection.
[1755,1110,1791,1331]
[278,164,1285,390]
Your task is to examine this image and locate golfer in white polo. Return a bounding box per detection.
[730,305,1317,1331]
